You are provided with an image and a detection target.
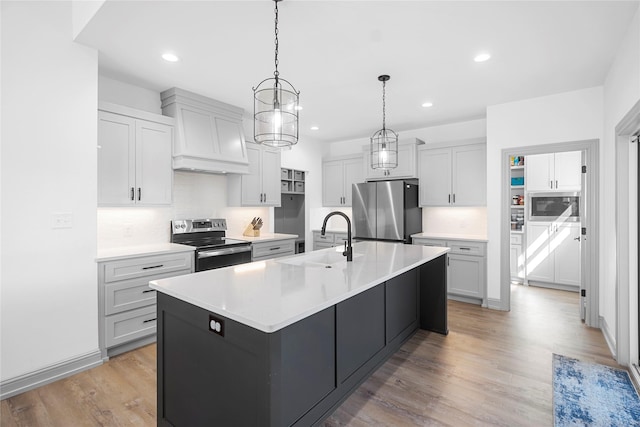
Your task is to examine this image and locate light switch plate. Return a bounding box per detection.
[52,212,73,229]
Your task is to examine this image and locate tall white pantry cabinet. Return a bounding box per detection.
[517,151,582,290]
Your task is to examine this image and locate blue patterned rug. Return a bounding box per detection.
[553,354,640,426]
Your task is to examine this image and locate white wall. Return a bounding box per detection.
[604,6,640,363]
[486,87,604,303]
[1,2,99,380]
[99,75,162,114]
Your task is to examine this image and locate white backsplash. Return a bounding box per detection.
[421,207,487,236]
[97,171,270,249]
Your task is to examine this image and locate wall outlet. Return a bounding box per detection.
[52,212,73,229]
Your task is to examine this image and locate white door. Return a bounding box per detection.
[553,223,581,286]
[98,111,135,205]
[419,148,452,206]
[136,120,173,205]
[554,151,582,191]
[526,222,554,282]
[261,147,281,206]
[452,145,486,206]
[322,160,345,206]
[343,157,364,206]
[525,153,553,191]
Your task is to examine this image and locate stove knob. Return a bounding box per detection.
[181,224,186,229]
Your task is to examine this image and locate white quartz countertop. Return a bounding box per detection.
[96,243,195,262]
[411,232,488,243]
[228,233,298,243]
[150,241,449,333]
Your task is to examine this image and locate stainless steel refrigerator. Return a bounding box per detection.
[353,180,422,243]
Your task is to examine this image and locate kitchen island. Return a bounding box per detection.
[150,241,449,427]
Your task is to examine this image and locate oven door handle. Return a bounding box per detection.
[198,246,252,259]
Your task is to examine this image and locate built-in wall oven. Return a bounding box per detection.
[171,219,252,272]
[528,193,580,222]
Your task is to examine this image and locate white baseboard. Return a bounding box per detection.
[0,350,103,400]
[487,298,505,310]
[599,315,617,360]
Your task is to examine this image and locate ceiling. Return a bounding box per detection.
[76,1,638,143]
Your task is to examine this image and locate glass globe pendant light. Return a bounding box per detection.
[253,0,300,148]
[370,75,398,170]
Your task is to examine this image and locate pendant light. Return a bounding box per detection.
[253,0,300,148]
[370,75,398,170]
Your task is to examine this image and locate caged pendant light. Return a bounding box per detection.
[370,75,398,170]
[253,0,300,149]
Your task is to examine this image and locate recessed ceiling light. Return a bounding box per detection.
[474,52,491,63]
[310,126,319,131]
[162,53,179,62]
[422,102,433,108]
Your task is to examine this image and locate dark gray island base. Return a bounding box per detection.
[157,255,447,427]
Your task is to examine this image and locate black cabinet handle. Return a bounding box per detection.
[269,247,281,251]
[142,289,155,293]
[142,264,164,270]
[453,194,456,203]
[143,318,157,323]
[138,187,141,201]
[448,194,451,203]
[460,247,471,251]
[131,187,135,201]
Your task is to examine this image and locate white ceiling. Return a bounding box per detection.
[76,1,638,143]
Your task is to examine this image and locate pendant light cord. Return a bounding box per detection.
[381,80,386,131]
[274,1,280,80]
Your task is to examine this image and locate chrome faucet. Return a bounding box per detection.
[321,211,353,262]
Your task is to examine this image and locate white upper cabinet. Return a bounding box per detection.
[161,88,249,174]
[322,155,364,207]
[526,151,582,192]
[362,139,424,181]
[228,142,281,207]
[98,105,173,206]
[418,143,486,207]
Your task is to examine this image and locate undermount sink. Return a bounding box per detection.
[277,250,363,268]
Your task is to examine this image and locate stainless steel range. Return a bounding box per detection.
[171,219,252,272]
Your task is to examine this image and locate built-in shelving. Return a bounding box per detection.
[281,168,305,194]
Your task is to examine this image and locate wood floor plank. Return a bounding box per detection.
[0,285,621,426]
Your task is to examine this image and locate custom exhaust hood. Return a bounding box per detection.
[161,87,250,175]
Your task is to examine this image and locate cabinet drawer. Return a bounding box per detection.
[412,238,447,247]
[314,242,335,251]
[103,252,193,283]
[252,240,295,260]
[333,232,350,245]
[105,269,191,315]
[105,305,156,348]
[448,242,486,256]
[312,231,335,244]
[510,234,522,245]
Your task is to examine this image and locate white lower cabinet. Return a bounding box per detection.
[526,222,580,288]
[98,250,194,358]
[252,239,296,261]
[312,231,350,251]
[412,237,486,305]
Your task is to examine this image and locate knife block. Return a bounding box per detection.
[243,224,260,237]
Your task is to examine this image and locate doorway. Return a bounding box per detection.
[501,139,599,327]
[615,99,640,377]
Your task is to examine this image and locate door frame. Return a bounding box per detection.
[500,139,599,327]
[615,99,640,375]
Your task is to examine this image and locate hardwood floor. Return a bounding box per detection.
[1,285,619,426]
